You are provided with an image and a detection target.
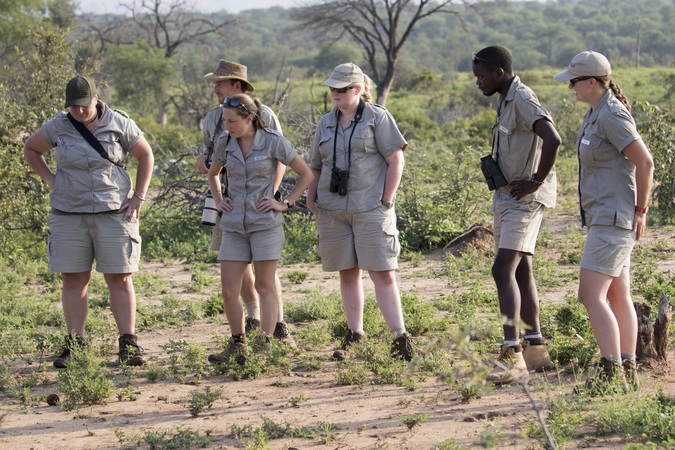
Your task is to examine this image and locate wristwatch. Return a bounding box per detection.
[381,200,394,209]
[283,198,292,208]
[530,173,543,186]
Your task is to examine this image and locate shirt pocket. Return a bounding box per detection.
[495,117,517,155]
[318,133,334,165]
[353,126,377,155]
[97,131,125,164]
[579,135,604,165]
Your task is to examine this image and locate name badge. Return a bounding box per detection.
[581,138,590,146]
[253,156,267,161]
[499,125,509,133]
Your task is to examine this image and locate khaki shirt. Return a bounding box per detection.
[310,102,407,213]
[576,89,641,229]
[492,76,556,208]
[202,103,281,157]
[40,102,143,213]
[212,128,297,233]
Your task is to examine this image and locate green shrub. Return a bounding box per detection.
[57,342,114,409]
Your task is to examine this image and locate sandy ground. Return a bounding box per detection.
[1,214,673,450]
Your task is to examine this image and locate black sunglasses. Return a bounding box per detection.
[223,97,251,114]
[329,86,355,94]
[569,76,592,87]
[471,51,497,66]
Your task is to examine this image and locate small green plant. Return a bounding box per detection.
[317,421,339,444]
[434,438,468,450]
[334,361,369,386]
[288,393,308,407]
[476,422,505,448]
[399,412,428,431]
[57,342,114,409]
[187,386,223,417]
[286,270,308,284]
[116,384,138,402]
[454,382,483,403]
[145,364,169,383]
[142,426,211,449]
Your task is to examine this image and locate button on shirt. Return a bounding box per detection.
[212,128,297,233]
[40,102,143,213]
[576,89,641,229]
[492,76,556,208]
[310,103,407,213]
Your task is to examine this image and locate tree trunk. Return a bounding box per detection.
[635,293,672,362]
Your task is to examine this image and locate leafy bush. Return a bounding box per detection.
[57,342,114,409]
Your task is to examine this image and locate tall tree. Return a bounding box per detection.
[292,0,484,105]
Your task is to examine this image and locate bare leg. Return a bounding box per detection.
[339,267,364,332]
[578,268,620,359]
[492,249,524,341]
[252,260,279,335]
[606,266,637,356]
[61,271,91,336]
[515,254,541,336]
[220,261,248,335]
[240,263,259,306]
[368,270,405,332]
[104,273,137,335]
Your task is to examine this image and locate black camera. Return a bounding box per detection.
[329,167,349,196]
[480,155,508,191]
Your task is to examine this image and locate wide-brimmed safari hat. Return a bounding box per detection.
[321,62,365,88]
[204,60,255,92]
[553,51,612,82]
[65,75,97,108]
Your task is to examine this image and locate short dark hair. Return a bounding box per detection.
[474,46,513,73]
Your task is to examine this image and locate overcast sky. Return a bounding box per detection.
[75,0,304,15]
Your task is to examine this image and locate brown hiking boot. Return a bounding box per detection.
[486,344,529,385]
[576,357,629,396]
[273,321,297,349]
[391,332,414,361]
[118,334,146,366]
[522,338,553,372]
[53,335,86,369]
[208,335,248,365]
[245,317,261,335]
[332,330,364,361]
[622,359,640,391]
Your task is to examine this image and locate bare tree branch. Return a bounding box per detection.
[292,0,483,105]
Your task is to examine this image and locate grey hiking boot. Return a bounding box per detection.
[118,334,146,366]
[273,321,297,349]
[486,344,529,385]
[208,334,248,365]
[622,359,640,391]
[53,335,85,369]
[332,330,364,361]
[245,317,261,335]
[391,332,414,361]
[522,338,553,372]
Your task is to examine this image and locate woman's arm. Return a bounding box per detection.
[306,169,321,214]
[120,136,154,222]
[623,139,654,241]
[24,130,56,189]
[382,148,405,205]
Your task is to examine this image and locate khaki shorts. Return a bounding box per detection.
[316,205,400,272]
[217,224,284,262]
[581,225,635,277]
[493,195,545,255]
[47,210,141,273]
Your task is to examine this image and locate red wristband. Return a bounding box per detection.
[635,205,648,214]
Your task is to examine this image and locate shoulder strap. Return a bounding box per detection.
[66,113,126,169]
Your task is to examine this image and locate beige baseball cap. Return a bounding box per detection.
[321,62,365,88]
[553,51,612,82]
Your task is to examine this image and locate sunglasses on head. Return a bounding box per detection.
[329,86,355,94]
[569,76,593,87]
[471,52,497,65]
[223,97,251,113]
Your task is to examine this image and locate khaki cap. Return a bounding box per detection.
[553,51,612,82]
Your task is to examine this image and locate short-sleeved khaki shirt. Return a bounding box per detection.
[40,102,143,213]
[576,89,641,229]
[491,76,556,208]
[310,102,407,213]
[212,128,297,233]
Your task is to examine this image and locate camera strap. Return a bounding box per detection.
[67,112,126,169]
[332,99,366,174]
